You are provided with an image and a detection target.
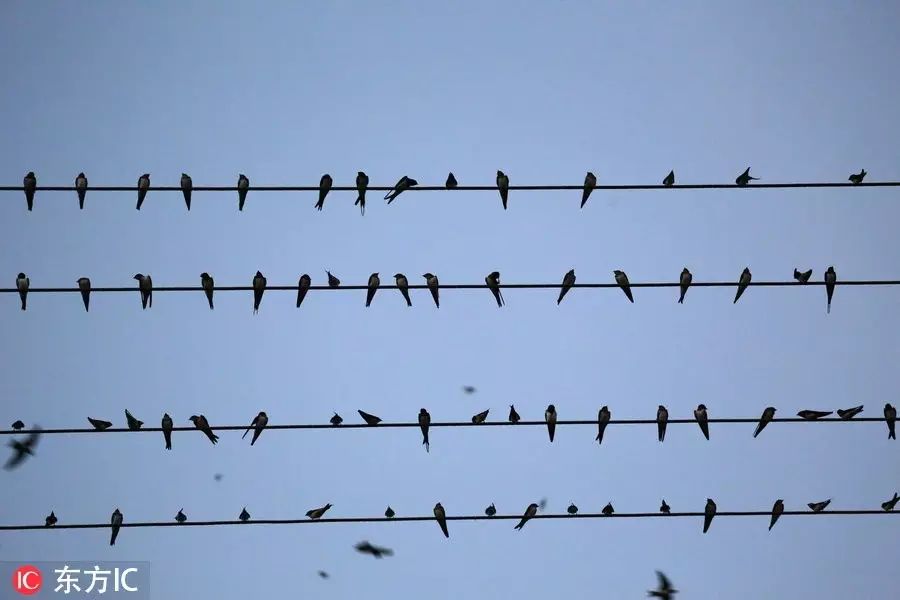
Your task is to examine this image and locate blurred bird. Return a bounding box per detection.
[326,270,341,288]
[797,410,832,420]
[358,410,382,426]
[355,171,369,215]
[648,571,677,599]
[366,273,380,307]
[45,511,57,527]
[881,493,899,512]
[161,413,173,450]
[567,503,578,515]
[214,473,223,481]
[885,403,896,439]
[662,170,675,187]
[734,268,751,303]
[133,274,152,309]
[189,415,219,444]
[694,404,710,440]
[315,174,332,211]
[657,405,668,442]
[77,277,91,311]
[508,405,520,424]
[602,503,615,516]
[423,273,440,308]
[296,274,311,307]
[514,503,538,530]
[242,411,268,445]
[317,571,329,579]
[239,507,250,522]
[807,499,831,513]
[252,271,266,314]
[848,169,867,184]
[596,406,610,444]
[23,171,36,211]
[384,176,417,203]
[110,509,123,546]
[660,500,670,514]
[472,409,489,424]
[384,506,395,518]
[125,410,143,431]
[496,170,509,209]
[581,172,596,208]
[75,172,88,209]
[837,405,863,420]
[793,268,812,283]
[306,503,332,520]
[355,541,394,558]
[136,173,150,210]
[544,404,557,442]
[16,273,29,310]
[558,269,576,305]
[200,273,214,309]
[237,174,249,211]
[485,503,496,516]
[703,498,717,533]
[330,413,343,426]
[769,499,784,531]
[180,173,192,210]
[175,509,187,523]
[87,417,112,431]
[433,502,449,538]
[485,271,504,307]
[614,270,634,303]
[395,274,412,306]
[735,167,758,186]
[445,173,457,189]
[419,408,431,452]
[11,421,24,430]
[824,266,836,314]
[4,427,40,470]
[678,268,692,303]
[754,407,777,438]
[463,386,477,394]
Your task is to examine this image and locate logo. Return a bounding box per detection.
[12,565,42,595]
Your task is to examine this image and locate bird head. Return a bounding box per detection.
[697,403,706,410]
[255,271,263,277]
[419,408,427,415]
[489,271,500,280]
[394,273,404,280]
[613,270,624,277]
[422,273,433,279]
[77,172,85,178]
[133,274,143,281]
[189,415,199,423]
[408,178,418,185]
[547,404,555,412]
[201,272,210,279]
[827,266,835,273]
[182,173,190,179]
[258,411,267,418]
[26,171,35,178]
[17,272,26,279]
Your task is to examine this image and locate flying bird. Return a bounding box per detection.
[613,270,634,303]
[557,269,576,305]
[807,499,831,513]
[881,493,899,512]
[358,410,382,426]
[75,172,88,209]
[175,509,187,523]
[433,502,449,538]
[848,169,867,184]
[794,268,812,283]
[355,541,394,558]
[659,500,670,514]
[797,410,832,420]
[662,170,675,187]
[678,268,692,303]
[395,274,412,306]
[11,420,24,430]
[306,503,333,520]
[384,176,417,203]
[769,499,784,531]
[136,174,150,210]
[445,173,457,189]
[110,509,123,546]
[508,405,520,424]
[330,413,343,426]
[237,174,249,210]
[87,417,112,431]
[125,410,143,431]
[514,503,539,530]
[581,172,596,208]
[567,503,578,515]
[694,404,710,440]
[326,270,341,288]
[77,277,91,311]
[161,413,173,450]
[837,405,863,420]
[23,171,36,211]
[200,273,214,309]
[463,386,477,394]
[189,414,219,444]
[703,498,717,533]
[315,174,332,211]
[296,274,311,307]
[252,271,266,314]
[16,273,29,310]
[485,503,496,516]
[45,511,57,527]
[355,171,369,215]
[485,271,504,307]
[496,170,509,209]
[133,274,152,309]
[596,406,610,444]
[657,405,668,442]
[648,571,677,599]
[180,173,193,210]
[423,273,440,308]
[472,409,489,424]
[239,507,251,522]
[384,506,395,518]
[602,503,615,516]
[885,403,896,439]
[242,411,268,445]
[366,273,380,307]
[824,266,836,314]
[734,268,751,303]
[735,167,758,186]
[317,571,329,579]
[544,404,557,442]
[4,427,40,470]
[754,407,777,438]
[419,408,431,452]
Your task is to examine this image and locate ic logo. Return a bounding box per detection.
[12,565,42,595]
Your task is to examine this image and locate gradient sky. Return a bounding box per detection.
[2,1,899,598]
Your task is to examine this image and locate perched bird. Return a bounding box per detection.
[514,503,539,530]
[161,413,173,450]
[239,507,251,522]
[797,410,832,420]
[329,413,343,426]
[136,173,150,210]
[660,500,671,514]
[11,420,24,430]
[754,407,777,438]
[735,167,758,186]
[384,176,417,203]
[463,386,477,394]
[4,428,40,470]
[496,170,509,210]
[296,274,311,307]
[395,273,412,306]
[508,405,520,424]
[315,174,332,211]
[807,499,831,513]
[837,405,864,420]
[423,273,440,308]
[317,571,329,579]
[703,498,717,533]
[544,404,557,442]
[885,403,896,439]
[567,503,578,515]
[355,541,393,558]
[648,571,677,599]
[602,503,615,516]
[306,503,333,520]
[794,268,812,283]
[110,508,123,546]
[596,406,610,445]
[614,270,634,303]
[656,405,668,442]
[485,503,496,517]
[175,509,187,523]
[355,171,369,215]
[189,414,219,445]
[433,502,449,538]
[445,173,457,189]
[133,274,152,309]
[384,506,395,518]
[824,266,836,314]
[366,273,380,307]
[848,169,867,184]
[326,270,341,288]
[581,172,596,208]
[77,277,91,312]
[662,170,675,187]
[242,411,268,445]
[45,511,57,527]
[358,410,382,426]
[734,267,751,303]
[881,493,899,512]
[769,499,784,531]
[694,404,710,440]
[180,173,193,210]
[87,417,112,431]
[200,273,214,309]
[23,171,36,211]
[75,172,88,209]
[472,409,489,424]
[557,269,576,305]
[252,271,266,314]
[125,410,143,431]
[678,268,692,303]
[16,273,29,310]
[485,271,504,307]
[237,174,250,211]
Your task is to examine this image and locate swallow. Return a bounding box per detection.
[660,500,670,514]
[358,410,382,426]
[45,511,57,527]
[678,268,692,303]
[366,273,380,307]
[88,417,112,431]
[754,406,777,437]
[175,509,187,523]
[77,277,91,311]
[11,420,24,430]
[433,502,449,538]
[161,413,173,450]
[837,405,863,419]
[75,172,88,209]
[769,499,784,531]
[315,173,332,211]
[445,172,458,188]
[657,405,668,442]
[508,405,520,424]
[567,503,578,515]
[733,267,752,303]
[602,503,615,516]
[4,427,40,470]
[200,273,214,309]
[463,386,477,394]
[239,507,251,521]
[703,498,717,533]
[885,403,896,439]
[353,171,369,215]
[735,167,758,186]
[794,268,812,283]
[296,274,311,307]
[485,271,504,307]
[133,274,152,309]
[189,414,219,444]
[23,171,36,211]
[110,508,123,545]
[472,409,489,424]
[422,273,440,308]
[16,273,29,310]
[514,503,539,530]
[545,404,557,442]
[395,274,412,306]
[648,571,677,599]
[180,173,193,210]
[824,266,836,314]
[252,271,266,313]
[881,493,899,512]
[355,541,394,558]
[317,571,329,579]
[330,412,343,426]
[797,410,832,420]
[581,172,596,208]
[326,270,341,288]
[694,404,710,440]
[237,174,249,210]
[384,176,417,203]
[614,270,634,303]
[306,503,333,520]
[136,173,150,209]
[596,406,610,444]
[807,499,831,513]
[242,411,268,445]
[496,170,509,209]
[662,170,675,187]
[848,169,867,184]
[485,503,496,516]
[558,269,576,304]
[384,506,395,518]
[125,410,143,431]
[417,408,431,452]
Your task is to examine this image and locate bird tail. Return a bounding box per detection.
[242,427,251,439]
[827,302,831,314]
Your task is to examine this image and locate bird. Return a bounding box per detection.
[296,274,311,307]
[330,413,343,426]
[472,409,489,424]
[326,270,341,288]
[418,408,431,452]
[87,417,112,431]
[384,176,417,203]
[485,271,504,307]
[881,493,899,512]
[189,415,219,444]
[581,172,596,208]
[384,506,395,518]
[445,173,457,189]
[567,503,578,515]
[660,500,670,514]
[75,172,88,209]
[133,274,152,309]
[317,571,329,579]
[735,167,758,186]
[242,411,268,445]
[125,410,143,431]
[596,406,610,445]
[602,503,615,516]
[808,499,831,513]
[694,404,710,440]
[662,170,675,187]
[395,274,412,306]
[239,507,251,522]
[45,511,57,527]
[306,503,333,520]
[734,267,751,303]
[175,509,187,523]
[11,420,25,430]
[678,268,692,303]
[797,410,832,420]
[703,498,717,533]
[315,174,332,211]
[16,273,29,310]
[252,271,266,314]
[23,171,36,211]
[613,270,634,303]
[214,473,223,482]
[355,541,393,558]
[508,405,520,424]
[433,502,449,538]
[463,386,477,394]
[237,174,250,211]
[110,509,123,546]
[848,169,867,184]
[496,170,509,209]
[754,407,777,437]
[656,405,668,442]
[514,503,539,530]
[77,277,91,311]
[557,269,576,305]
[200,273,214,309]
[4,428,40,470]
[769,499,784,531]
[544,404,557,442]
[136,173,150,210]
[423,273,440,308]
[485,503,496,517]
[355,171,369,215]
[885,403,896,439]
[837,405,863,420]
[794,268,812,283]
[366,273,380,307]
[358,410,382,426]
[180,173,193,210]
[648,571,677,599]
[824,266,836,314]
[161,413,173,450]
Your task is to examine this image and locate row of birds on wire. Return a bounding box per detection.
[9,266,846,312]
[10,167,870,212]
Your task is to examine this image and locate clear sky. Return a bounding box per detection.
[2,1,899,598]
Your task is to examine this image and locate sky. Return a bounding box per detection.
[1,1,899,598]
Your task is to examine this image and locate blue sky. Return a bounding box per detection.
[2,1,899,598]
